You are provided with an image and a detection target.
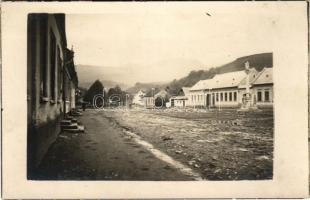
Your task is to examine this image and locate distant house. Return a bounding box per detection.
[187,62,273,109]
[132,90,146,106]
[143,88,170,108]
[143,88,159,108]
[169,87,191,108]
[154,89,170,107]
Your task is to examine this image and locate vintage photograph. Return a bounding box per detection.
[27,12,274,181]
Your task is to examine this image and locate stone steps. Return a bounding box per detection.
[62,122,79,130]
[60,115,84,133]
[71,108,83,116]
[63,125,85,133]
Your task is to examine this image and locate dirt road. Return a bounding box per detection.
[35,108,273,180]
[34,109,197,180]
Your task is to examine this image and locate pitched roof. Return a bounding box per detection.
[252,67,273,85]
[144,88,160,97]
[155,89,169,98]
[190,79,213,91]
[211,70,246,89]
[238,68,259,88]
[189,67,265,91]
[182,87,191,96]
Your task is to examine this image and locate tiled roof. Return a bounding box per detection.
[252,67,273,85]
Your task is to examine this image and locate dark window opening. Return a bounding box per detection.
[234,92,237,101]
[257,91,262,102]
[229,92,232,101]
[265,90,270,102]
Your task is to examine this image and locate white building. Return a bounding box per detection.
[251,67,273,108]
[132,90,146,106]
[187,63,273,109]
[168,87,191,108]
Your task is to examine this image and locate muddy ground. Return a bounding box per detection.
[103,107,273,180]
[34,107,273,180]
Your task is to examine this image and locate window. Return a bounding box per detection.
[216,93,219,102]
[234,92,237,101]
[224,92,227,101]
[229,92,232,101]
[257,91,262,102]
[220,93,223,101]
[265,90,270,102]
[50,30,56,101]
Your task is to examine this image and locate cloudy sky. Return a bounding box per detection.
[66,4,277,85]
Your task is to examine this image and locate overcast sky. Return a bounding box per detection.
[66,4,277,85]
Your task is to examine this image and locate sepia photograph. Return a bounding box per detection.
[27,12,274,181]
[2,2,309,198]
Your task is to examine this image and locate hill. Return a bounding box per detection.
[126,82,168,94]
[76,64,129,90]
[128,53,272,96]
[166,52,273,95]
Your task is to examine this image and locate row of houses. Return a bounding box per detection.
[132,62,273,109]
[27,14,81,175]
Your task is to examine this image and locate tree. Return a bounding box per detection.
[83,80,104,104]
[107,85,129,106]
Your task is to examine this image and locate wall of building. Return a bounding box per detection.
[188,88,241,108]
[174,99,186,107]
[133,92,145,106]
[144,97,154,108]
[252,85,273,108]
[187,90,206,107]
[212,89,239,108]
[27,14,67,174]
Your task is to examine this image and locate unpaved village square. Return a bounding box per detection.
[35,108,273,180]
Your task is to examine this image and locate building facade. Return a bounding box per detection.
[132,90,146,106]
[251,67,273,108]
[168,87,190,108]
[187,63,273,109]
[27,14,78,175]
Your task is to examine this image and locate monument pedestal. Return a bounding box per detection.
[238,94,259,112]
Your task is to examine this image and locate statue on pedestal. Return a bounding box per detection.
[239,61,258,111]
